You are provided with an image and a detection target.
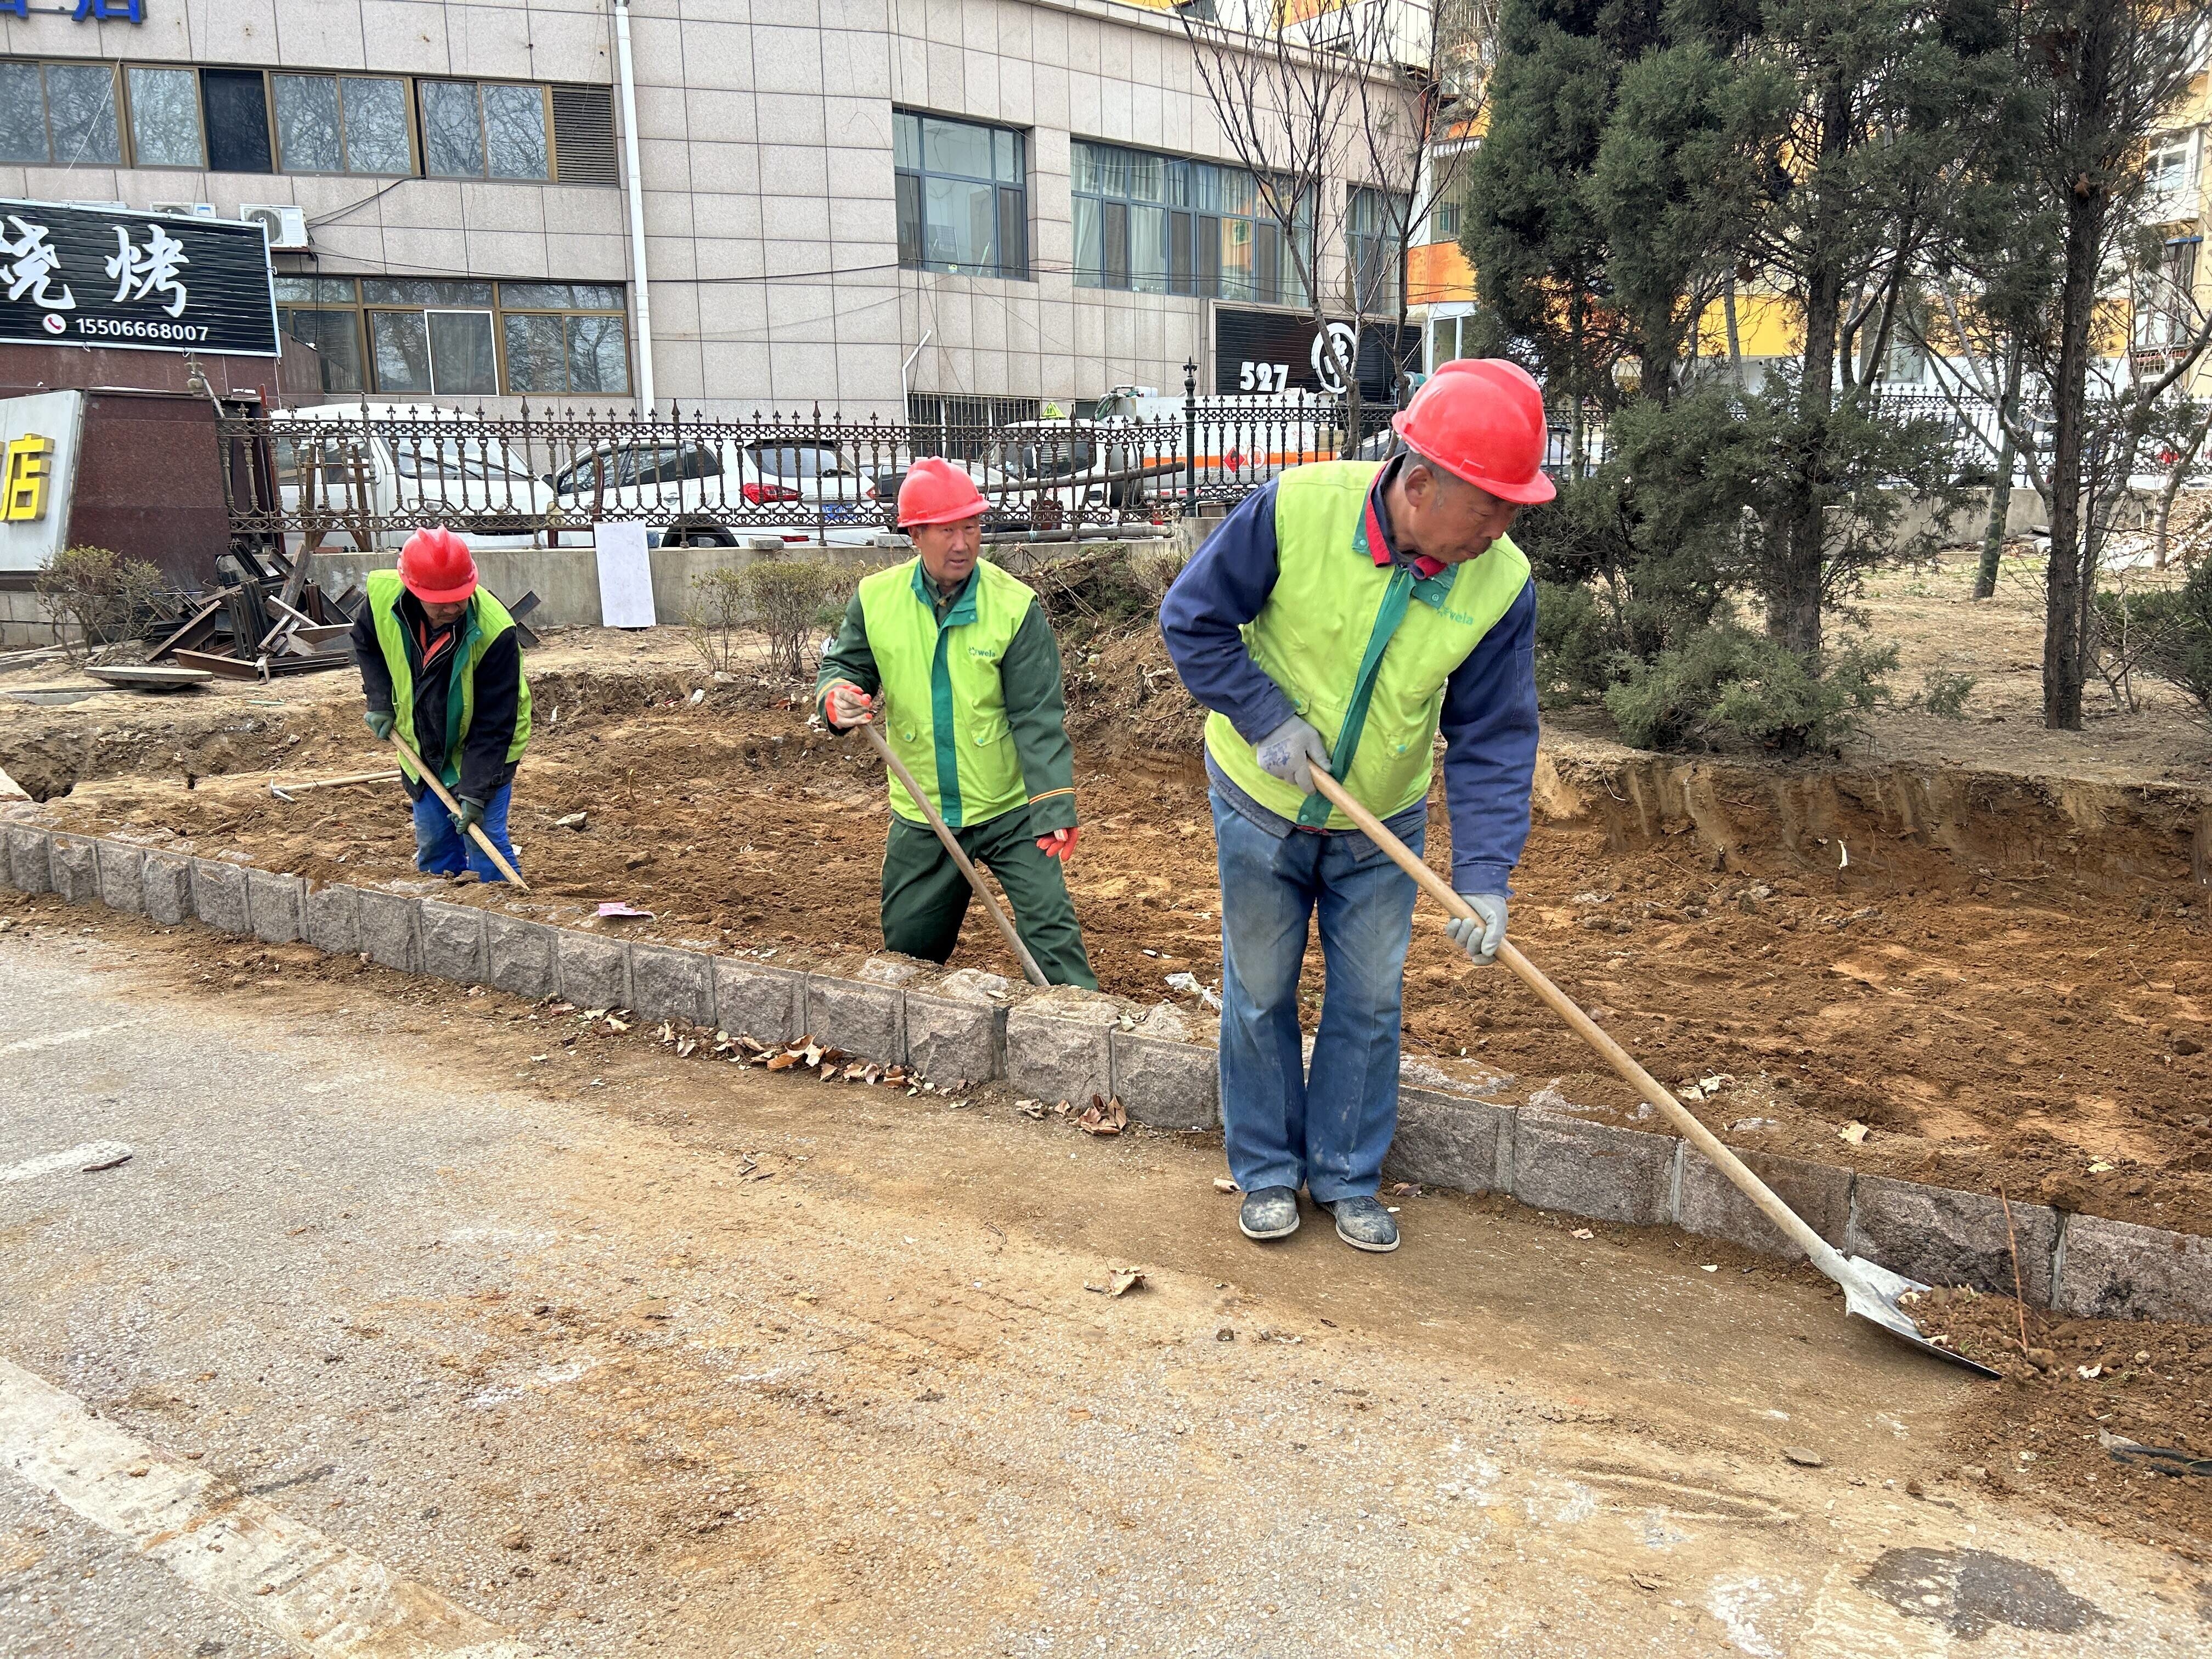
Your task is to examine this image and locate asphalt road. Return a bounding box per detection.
[0,909,2204,1657]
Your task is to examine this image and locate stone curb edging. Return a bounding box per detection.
[8,820,2210,1330]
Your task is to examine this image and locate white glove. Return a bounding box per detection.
[822,680,874,727]
[1444,893,1507,966]
[1255,715,1331,793]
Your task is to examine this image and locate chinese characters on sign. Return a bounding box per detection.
[0,200,276,356]
[3,436,55,523]
[0,2,148,20]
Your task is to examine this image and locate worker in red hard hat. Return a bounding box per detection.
[349,526,533,882]
[814,458,1095,986]
[1160,358,1550,1255]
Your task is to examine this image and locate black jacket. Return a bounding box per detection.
[351,591,523,805]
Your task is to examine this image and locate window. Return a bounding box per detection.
[2148,128,2201,211]
[907,394,1041,462]
[0,57,606,183]
[424,80,550,180]
[1429,311,1473,372]
[1073,139,1312,307]
[274,278,629,398]
[2137,237,2203,352]
[1346,186,1410,314]
[894,110,1028,279]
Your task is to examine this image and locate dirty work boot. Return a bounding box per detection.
[1237,1185,1300,1241]
[1323,1195,1399,1254]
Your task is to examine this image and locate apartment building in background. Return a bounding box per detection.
[0,0,1421,424]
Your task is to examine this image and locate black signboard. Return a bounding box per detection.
[0,199,278,357]
[1215,307,1419,399]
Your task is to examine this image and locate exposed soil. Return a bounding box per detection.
[7,556,2212,1240]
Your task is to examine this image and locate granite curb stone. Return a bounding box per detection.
[1385,1088,1515,1194]
[2051,1214,2212,1324]
[485,914,559,1000]
[1846,1175,2059,1304]
[557,930,631,1011]
[806,975,904,1064]
[141,850,192,926]
[357,889,422,972]
[1109,1031,1219,1130]
[713,960,803,1042]
[247,870,304,944]
[631,944,715,1025]
[94,840,145,914]
[4,825,51,894]
[303,883,360,955]
[190,858,251,935]
[1513,1112,1680,1226]
[1677,1148,1853,1260]
[1006,995,1117,1107]
[419,900,489,983]
[904,991,1001,1082]
[48,834,98,902]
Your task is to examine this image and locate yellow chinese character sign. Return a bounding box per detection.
[4,433,54,522]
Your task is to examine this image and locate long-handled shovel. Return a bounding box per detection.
[1305,766,1997,1379]
[856,718,1049,988]
[384,730,531,892]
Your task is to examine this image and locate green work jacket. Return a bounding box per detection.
[365,569,532,793]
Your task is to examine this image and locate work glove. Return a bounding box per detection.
[1444,893,1508,967]
[822,680,874,727]
[364,709,396,742]
[452,796,486,838]
[1255,714,1331,794]
[1036,826,1080,861]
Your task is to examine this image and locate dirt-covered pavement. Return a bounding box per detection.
[3,905,2209,1657]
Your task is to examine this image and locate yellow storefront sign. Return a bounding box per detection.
[4,434,54,522]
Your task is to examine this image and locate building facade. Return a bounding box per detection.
[0,0,1406,422]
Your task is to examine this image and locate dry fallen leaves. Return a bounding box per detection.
[1076,1094,1130,1137]
[1082,1266,1147,1297]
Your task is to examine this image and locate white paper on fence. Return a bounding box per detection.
[594,521,657,628]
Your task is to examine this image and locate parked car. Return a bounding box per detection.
[266,403,557,552]
[546,437,884,545]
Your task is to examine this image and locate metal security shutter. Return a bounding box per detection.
[552,85,617,186]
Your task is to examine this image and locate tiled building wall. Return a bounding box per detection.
[0,0,1351,416]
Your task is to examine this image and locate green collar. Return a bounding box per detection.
[1348,507,1458,612]
[910,561,980,626]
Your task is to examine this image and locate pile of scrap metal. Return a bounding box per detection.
[144,546,358,681]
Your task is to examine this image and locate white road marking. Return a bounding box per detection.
[0,1141,133,1184]
[0,1357,544,1658]
[0,1022,126,1058]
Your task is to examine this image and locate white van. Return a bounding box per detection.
[267,403,557,552]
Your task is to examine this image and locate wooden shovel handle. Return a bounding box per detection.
[859,718,1050,988]
[386,731,531,892]
[1304,767,1839,1268]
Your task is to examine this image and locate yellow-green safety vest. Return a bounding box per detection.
[858,557,1035,828]
[366,568,532,792]
[1204,460,1530,829]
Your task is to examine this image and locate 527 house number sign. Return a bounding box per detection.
[0,200,279,357]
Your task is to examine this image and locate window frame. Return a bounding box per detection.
[1073,138,1312,308]
[274,276,631,399]
[893,108,1030,282]
[0,55,580,183]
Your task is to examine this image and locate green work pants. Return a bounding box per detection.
[881,807,1096,989]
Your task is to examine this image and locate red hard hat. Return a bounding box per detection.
[897,457,988,528]
[397,526,478,604]
[1391,359,1556,505]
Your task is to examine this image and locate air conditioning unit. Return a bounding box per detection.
[148,200,218,219]
[240,204,310,251]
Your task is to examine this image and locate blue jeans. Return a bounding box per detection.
[413,781,520,882]
[1211,784,1419,1203]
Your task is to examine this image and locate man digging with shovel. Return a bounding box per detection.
[351,526,532,884]
[1161,360,1551,1253]
[816,459,1097,988]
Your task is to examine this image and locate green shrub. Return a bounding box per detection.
[742,555,846,681]
[34,544,165,654]
[1602,625,1897,754]
[1915,669,1976,720]
[2126,560,2212,720]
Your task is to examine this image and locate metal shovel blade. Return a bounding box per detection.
[1838,1256,2004,1380]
